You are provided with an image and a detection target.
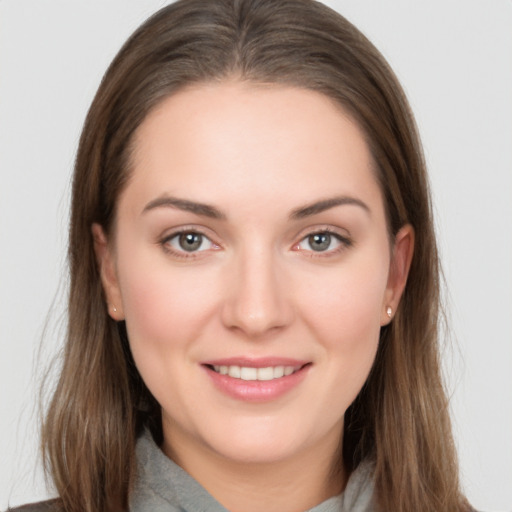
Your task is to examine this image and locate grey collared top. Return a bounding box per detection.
[130,431,376,512]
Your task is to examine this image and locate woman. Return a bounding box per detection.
[10,0,473,511]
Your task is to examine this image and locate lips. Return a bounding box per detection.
[202,358,311,402]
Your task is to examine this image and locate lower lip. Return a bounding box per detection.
[203,365,311,402]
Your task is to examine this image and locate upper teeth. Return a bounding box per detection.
[213,365,298,381]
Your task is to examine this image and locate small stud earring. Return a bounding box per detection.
[113,306,117,313]
[386,306,392,318]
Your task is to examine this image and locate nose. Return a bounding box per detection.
[220,247,294,338]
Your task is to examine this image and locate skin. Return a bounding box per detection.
[93,82,414,512]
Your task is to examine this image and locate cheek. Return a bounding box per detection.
[296,251,388,380]
[301,256,387,334]
[116,249,219,354]
[115,253,223,421]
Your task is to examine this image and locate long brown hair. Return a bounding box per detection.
[42,1,470,511]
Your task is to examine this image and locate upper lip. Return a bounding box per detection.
[201,357,310,368]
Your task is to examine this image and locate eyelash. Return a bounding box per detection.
[159,227,352,260]
[293,228,353,257]
[160,228,219,260]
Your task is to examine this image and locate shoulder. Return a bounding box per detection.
[5,499,62,512]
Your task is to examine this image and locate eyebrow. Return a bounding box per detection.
[142,196,227,220]
[289,196,370,219]
[142,194,369,220]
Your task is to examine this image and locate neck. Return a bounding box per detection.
[161,422,347,512]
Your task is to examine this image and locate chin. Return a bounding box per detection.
[210,437,304,465]
[197,415,333,465]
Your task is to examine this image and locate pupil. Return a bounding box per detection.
[179,232,202,251]
[309,233,330,251]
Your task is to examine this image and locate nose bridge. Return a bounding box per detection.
[222,242,292,336]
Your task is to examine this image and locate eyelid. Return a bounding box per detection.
[159,224,218,242]
[159,226,221,258]
[292,226,353,255]
[294,224,352,242]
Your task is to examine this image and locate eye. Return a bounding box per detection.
[296,231,350,253]
[164,231,215,253]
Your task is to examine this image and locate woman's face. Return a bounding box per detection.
[95,82,412,469]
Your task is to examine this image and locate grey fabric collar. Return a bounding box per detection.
[130,430,375,512]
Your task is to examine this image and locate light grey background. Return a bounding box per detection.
[1,1,511,510]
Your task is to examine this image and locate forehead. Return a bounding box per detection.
[124,81,384,218]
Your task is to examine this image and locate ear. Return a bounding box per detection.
[381,224,414,325]
[92,223,124,321]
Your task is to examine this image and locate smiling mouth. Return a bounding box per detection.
[205,364,308,381]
